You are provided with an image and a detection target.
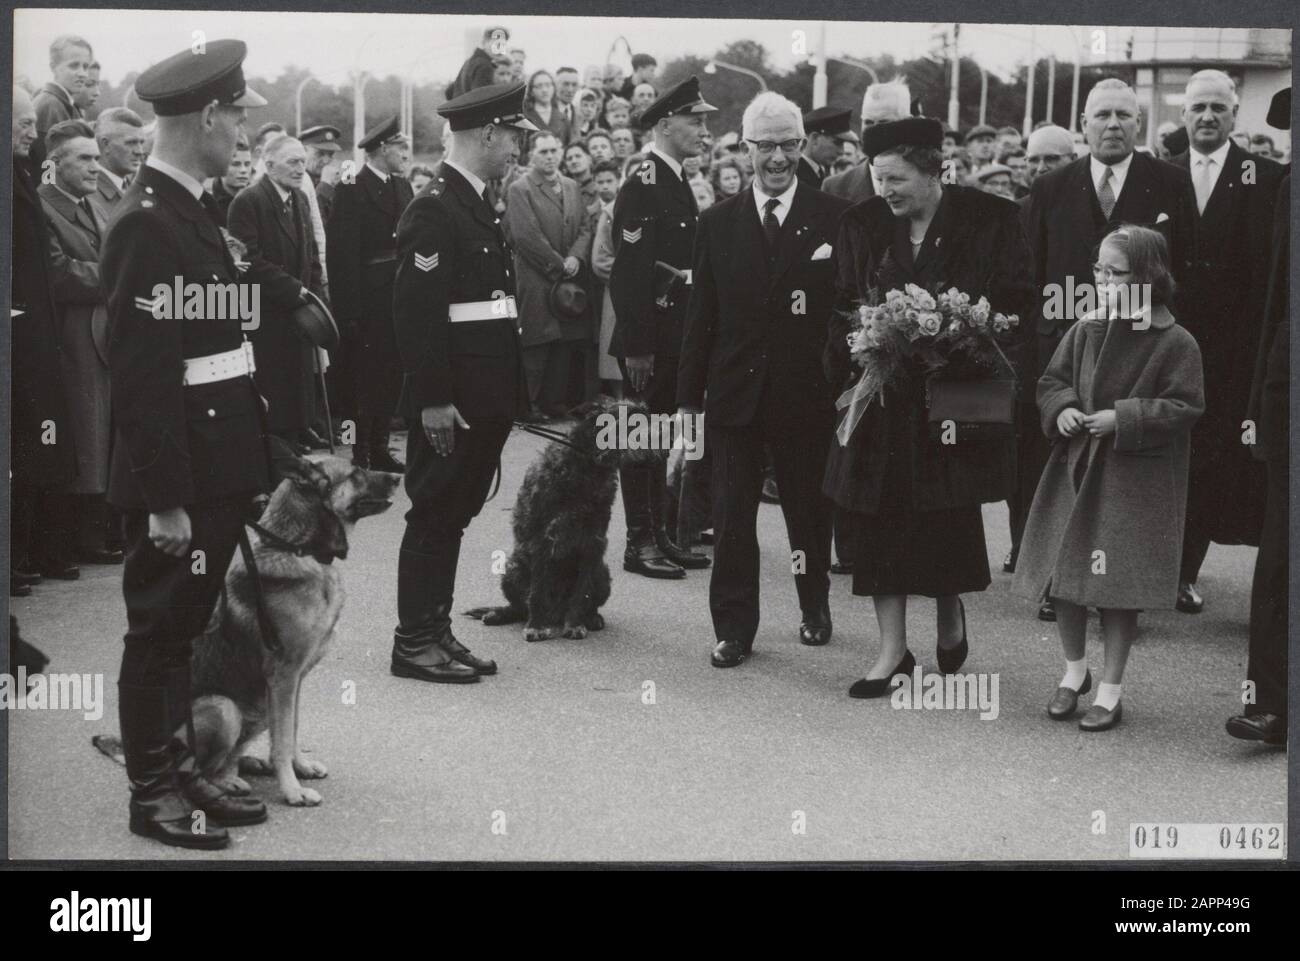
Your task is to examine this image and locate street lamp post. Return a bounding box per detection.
[704,59,768,92]
[1046,53,1056,125]
[948,23,960,131]
[979,66,988,125]
[295,76,317,136]
[812,21,827,108]
[352,71,373,168]
[1023,24,1037,137]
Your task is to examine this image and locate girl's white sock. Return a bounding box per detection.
[1061,658,1088,691]
[1093,682,1122,711]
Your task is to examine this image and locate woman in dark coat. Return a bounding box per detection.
[823,117,1034,697]
[1013,227,1204,731]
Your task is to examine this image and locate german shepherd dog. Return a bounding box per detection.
[187,454,400,807]
[464,397,661,641]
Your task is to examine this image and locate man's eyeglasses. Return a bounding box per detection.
[1091,264,1132,282]
[746,138,805,155]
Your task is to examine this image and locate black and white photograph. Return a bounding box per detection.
[2,2,1293,872]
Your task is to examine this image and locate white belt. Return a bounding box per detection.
[448,296,518,323]
[182,343,256,386]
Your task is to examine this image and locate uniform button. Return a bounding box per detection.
[483,246,489,253]
[207,409,216,417]
[392,231,397,238]
[213,274,219,280]
[680,222,686,227]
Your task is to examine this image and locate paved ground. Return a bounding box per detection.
[7,429,1287,862]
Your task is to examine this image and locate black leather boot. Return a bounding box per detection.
[352,415,371,468]
[119,681,230,850]
[620,463,684,579]
[164,665,268,827]
[650,463,709,569]
[392,547,480,683]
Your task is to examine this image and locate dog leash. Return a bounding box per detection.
[485,420,595,504]
[236,528,284,656]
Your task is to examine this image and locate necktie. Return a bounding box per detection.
[762,197,781,252]
[1097,166,1116,220]
[1194,156,1216,214]
[79,198,99,238]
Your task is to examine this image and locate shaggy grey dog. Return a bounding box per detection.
[465,397,661,641]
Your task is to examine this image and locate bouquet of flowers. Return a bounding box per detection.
[836,283,1019,444]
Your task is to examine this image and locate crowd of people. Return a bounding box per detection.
[6,24,1289,853]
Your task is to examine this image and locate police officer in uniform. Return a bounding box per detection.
[796,106,852,188]
[608,75,716,579]
[103,40,272,850]
[325,116,413,471]
[390,83,534,684]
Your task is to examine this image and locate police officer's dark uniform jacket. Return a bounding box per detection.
[325,137,414,463]
[387,82,533,685]
[103,38,272,850]
[606,75,716,579]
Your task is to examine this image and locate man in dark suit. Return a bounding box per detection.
[1228,88,1289,748]
[39,120,119,568]
[609,76,717,579]
[1169,70,1285,614]
[90,107,146,219]
[447,25,509,100]
[679,92,850,668]
[11,87,77,595]
[796,106,850,189]
[325,117,412,471]
[31,34,92,170]
[390,83,535,685]
[227,134,325,452]
[822,81,911,203]
[1016,78,1197,619]
[102,40,272,849]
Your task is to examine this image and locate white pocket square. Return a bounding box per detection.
[1155,212,1170,224]
[811,242,833,261]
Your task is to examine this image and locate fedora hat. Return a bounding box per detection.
[548,279,588,319]
[291,289,339,350]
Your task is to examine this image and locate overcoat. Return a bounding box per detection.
[11,160,77,488]
[506,168,592,347]
[822,186,1034,515]
[1171,142,1284,545]
[227,176,323,435]
[822,160,876,204]
[1012,304,1205,610]
[40,183,112,493]
[325,163,414,420]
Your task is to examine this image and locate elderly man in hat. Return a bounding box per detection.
[678,91,851,668]
[389,82,534,684]
[608,75,717,580]
[101,39,272,849]
[325,116,413,472]
[963,123,998,176]
[300,124,341,221]
[797,106,852,188]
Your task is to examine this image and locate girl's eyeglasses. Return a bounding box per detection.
[1091,264,1132,282]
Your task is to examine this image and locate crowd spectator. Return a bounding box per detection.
[89,107,146,218]
[408,162,435,192]
[447,24,509,99]
[611,127,638,160]
[586,129,615,164]
[524,69,572,145]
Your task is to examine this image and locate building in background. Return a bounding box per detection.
[1093,27,1290,153]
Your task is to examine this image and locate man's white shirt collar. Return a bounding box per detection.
[1192,140,1232,181]
[145,156,204,201]
[1090,151,1133,200]
[442,158,486,199]
[270,178,292,203]
[752,178,798,226]
[648,144,684,181]
[365,161,390,184]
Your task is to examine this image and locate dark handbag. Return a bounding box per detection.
[926,376,1017,440]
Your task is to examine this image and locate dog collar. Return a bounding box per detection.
[248,520,337,565]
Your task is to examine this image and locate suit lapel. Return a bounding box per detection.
[1112,152,1155,224]
[141,166,231,267]
[769,185,824,285]
[442,164,499,233]
[735,189,770,288]
[1199,142,1243,232]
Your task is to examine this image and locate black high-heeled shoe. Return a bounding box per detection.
[849,649,916,699]
[936,599,968,674]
